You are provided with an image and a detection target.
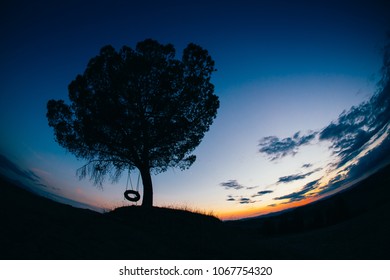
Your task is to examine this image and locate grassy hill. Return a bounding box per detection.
[1,164,390,259]
[0,177,256,259]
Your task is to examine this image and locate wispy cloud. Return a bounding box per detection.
[0,154,40,183]
[277,168,322,184]
[0,154,60,192]
[220,180,245,190]
[318,100,384,168]
[252,190,273,197]
[226,194,259,204]
[238,197,256,204]
[226,195,236,201]
[346,129,390,180]
[302,163,313,169]
[258,131,317,161]
[274,179,321,203]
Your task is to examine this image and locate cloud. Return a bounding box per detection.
[35,182,61,191]
[0,154,41,183]
[302,163,313,169]
[277,168,322,184]
[258,131,317,161]
[239,197,256,204]
[346,128,390,180]
[222,41,390,208]
[220,180,245,190]
[252,190,273,197]
[226,195,236,201]
[274,179,320,203]
[319,104,378,168]
[36,182,50,188]
[226,195,258,204]
[316,177,348,197]
[277,174,307,183]
[0,153,60,192]
[317,127,390,197]
[242,167,321,203]
[259,39,390,168]
[318,49,390,169]
[258,40,390,199]
[43,192,103,212]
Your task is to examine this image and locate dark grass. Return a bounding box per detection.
[1,164,390,259]
[0,179,256,259]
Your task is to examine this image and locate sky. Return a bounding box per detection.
[1,0,390,220]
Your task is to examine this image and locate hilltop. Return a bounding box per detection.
[1,164,390,259]
[0,177,257,259]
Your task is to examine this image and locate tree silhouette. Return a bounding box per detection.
[47,39,219,207]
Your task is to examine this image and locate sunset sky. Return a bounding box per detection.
[1,0,390,220]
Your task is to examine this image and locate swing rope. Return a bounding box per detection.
[136,172,140,193]
[125,169,131,191]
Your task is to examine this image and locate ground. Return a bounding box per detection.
[1,165,390,259]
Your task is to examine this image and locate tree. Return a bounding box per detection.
[47,39,219,207]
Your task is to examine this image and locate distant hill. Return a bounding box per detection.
[225,163,390,259]
[227,163,390,234]
[1,164,390,259]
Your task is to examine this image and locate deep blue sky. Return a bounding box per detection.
[1,0,389,219]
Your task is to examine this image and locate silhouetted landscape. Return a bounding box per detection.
[1,163,390,260]
[3,6,390,280]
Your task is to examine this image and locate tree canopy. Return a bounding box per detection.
[47,39,219,207]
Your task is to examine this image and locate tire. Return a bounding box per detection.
[124,190,141,202]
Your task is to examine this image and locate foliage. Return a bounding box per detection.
[47,39,219,206]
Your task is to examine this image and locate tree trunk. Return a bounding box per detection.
[140,166,153,208]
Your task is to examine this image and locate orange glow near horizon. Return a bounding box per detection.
[92,194,319,221]
[217,196,318,220]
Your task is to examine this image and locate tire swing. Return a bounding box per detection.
[124,170,141,203]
